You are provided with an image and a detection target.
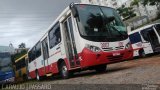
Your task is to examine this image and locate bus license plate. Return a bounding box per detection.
[113,52,120,56]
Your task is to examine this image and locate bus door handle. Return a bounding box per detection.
[56,47,60,50]
[142,41,149,43]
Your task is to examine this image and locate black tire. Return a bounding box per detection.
[139,50,146,58]
[95,65,107,72]
[60,61,72,79]
[22,74,28,81]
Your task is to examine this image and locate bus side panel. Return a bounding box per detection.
[132,43,143,57]
[28,61,37,79]
[29,70,36,79]
[50,62,59,74]
[38,67,45,76]
[142,43,154,54]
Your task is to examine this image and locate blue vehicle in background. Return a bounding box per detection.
[0,52,15,84]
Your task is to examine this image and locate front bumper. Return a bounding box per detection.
[80,48,133,68]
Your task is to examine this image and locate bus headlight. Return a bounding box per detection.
[85,44,101,52]
[125,42,132,49]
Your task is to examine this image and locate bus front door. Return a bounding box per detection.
[147,29,160,52]
[61,16,80,68]
[42,37,50,74]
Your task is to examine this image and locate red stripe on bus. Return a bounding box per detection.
[38,67,45,76]
[29,70,36,79]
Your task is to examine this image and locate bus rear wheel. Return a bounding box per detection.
[22,74,28,81]
[95,65,107,72]
[139,50,146,58]
[36,71,42,81]
[60,62,72,79]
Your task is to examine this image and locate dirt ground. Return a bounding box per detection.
[25,54,160,84]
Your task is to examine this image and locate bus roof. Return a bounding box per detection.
[15,54,27,63]
[128,23,160,35]
[128,24,155,35]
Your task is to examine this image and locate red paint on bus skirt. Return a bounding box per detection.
[29,70,36,79]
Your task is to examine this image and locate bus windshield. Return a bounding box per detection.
[0,53,13,73]
[75,4,128,42]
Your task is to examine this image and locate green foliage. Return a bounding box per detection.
[131,0,140,7]
[117,5,136,21]
[19,43,26,49]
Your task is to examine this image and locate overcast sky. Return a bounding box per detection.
[0,0,80,48]
[0,0,127,48]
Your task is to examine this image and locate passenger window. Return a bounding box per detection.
[140,27,153,41]
[129,32,142,44]
[28,47,36,62]
[49,23,61,49]
[35,42,41,58]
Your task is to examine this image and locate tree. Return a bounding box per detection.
[18,43,26,49]
[117,5,136,20]
[142,0,160,14]
[142,0,160,6]
[131,0,151,22]
[130,0,142,16]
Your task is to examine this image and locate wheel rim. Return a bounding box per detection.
[36,72,39,80]
[62,65,67,77]
[142,51,145,57]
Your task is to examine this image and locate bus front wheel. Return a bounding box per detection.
[60,62,72,79]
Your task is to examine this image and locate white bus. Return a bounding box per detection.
[129,23,160,57]
[28,3,133,80]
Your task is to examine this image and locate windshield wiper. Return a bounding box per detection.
[110,26,127,38]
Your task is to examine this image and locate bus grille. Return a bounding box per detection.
[102,46,124,52]
[107,54,124,61]
[115,46,124,50]
[102,47,113,51]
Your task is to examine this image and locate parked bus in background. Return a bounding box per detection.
[28,3,133,80]
[0,52,15,84]
[128,23,160,57]
[14,54,28,82]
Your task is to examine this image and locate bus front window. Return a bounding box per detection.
[75,4,128,42]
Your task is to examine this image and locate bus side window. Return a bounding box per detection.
[129,32,142,44]
[141,29,149,41]
[49,23,61,49]
[28,51,32,63]
[35,42,41,58]
[28,47,36,63]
